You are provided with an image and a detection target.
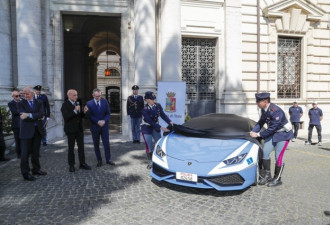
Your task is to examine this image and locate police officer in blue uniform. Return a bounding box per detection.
[33,85,50,146]
[141,91,173,169]
[306,101,323,146]
[250,92,294,187]
[289,100,303,141]
[127,85,144,143]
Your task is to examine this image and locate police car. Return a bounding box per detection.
[150,113,262,191]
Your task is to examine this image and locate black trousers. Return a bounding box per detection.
[308,124,322,143]
[20,128,42,175]
[291,122,300,138]
[67,131,85,166]
[12,128,21,157]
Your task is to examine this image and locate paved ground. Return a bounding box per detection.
[0,133,329,225]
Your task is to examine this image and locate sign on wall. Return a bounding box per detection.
[157,82,186,129]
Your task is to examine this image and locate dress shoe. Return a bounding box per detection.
[137,140,140,143]
[0,157,10,161]
[43,142,47,146]
[97,161,102,167]
[32,170,47,175]
[69,166,75,172]
[106,161,116,166]
[23,174,36,181]
[80,163,91,170]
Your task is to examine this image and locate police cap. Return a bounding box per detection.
[132,85,139,90]
[144,91,156,100]
[255,92,270,102]
[33,85,42,91]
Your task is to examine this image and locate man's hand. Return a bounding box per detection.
[75,105,81,112]
[98,120,105,127]
[84,106,88,113]
[250,131,259,138]
[20,113,29,120]
[170,122,174,126]
[161,127,170,132]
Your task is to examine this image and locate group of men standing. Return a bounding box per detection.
[4,86,50,181]
[61,88,116,173]
[288,100,323,145]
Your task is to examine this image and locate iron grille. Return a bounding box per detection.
[277,37,301,98]
[182,38,216,100]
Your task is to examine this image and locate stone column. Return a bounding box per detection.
[16,0,42,87]
[160,0,181,81]
[223,0,246,113]
[0,0,12,102]
[134,0,157,89]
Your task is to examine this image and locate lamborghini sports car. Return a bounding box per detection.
[150,113,263,191]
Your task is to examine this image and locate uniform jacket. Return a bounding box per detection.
[86,98,110,132]
[141,103,171,134]
[61,100,85,134]
[252,103,294,142]
[289,106,303,123]
[126,95,144,118]
[308,107,323,125]
[8,100,20,129]
[18,99,45,139]
[35,94,50,118]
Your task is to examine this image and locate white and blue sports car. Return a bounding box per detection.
[150,113,263,191]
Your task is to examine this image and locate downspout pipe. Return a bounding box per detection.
[257,0,260,93]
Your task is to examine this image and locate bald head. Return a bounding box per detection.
[23,86,34,100]
[67,89,78,102]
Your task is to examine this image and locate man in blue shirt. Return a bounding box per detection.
[288,100,303,141]
[306,101,323,146]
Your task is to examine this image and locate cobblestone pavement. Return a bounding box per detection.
[0,134,329,225]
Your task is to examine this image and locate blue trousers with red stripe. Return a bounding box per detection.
[262,135,289,166]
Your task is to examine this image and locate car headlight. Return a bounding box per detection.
[223,153,247,165]
[156,145,166,158]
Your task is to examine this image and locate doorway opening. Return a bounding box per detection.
[62,14,122,134]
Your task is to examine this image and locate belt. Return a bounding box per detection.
[276,128,286,132]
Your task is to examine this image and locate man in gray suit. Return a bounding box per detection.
[18,86,47,181]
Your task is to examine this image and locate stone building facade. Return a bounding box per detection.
[0,0,329,140]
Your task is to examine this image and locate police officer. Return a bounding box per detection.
[33,85,50,146]
[127,85,144,143]
[289,100,303,142]
[250,92,294,187]
[141,91,173,169]
[306,101,323,146]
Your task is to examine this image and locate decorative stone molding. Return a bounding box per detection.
[263,0,326,34]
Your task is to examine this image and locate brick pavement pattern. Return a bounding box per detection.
[0,136,329,225]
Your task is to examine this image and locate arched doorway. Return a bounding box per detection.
[63,15,122,134]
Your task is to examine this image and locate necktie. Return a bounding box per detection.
[134,95,137,99]
[29,101,34,109]
[97,101,100,110]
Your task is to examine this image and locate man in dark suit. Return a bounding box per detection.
[61,89,91,172]
[86,88,115,167]
[33,85,50,146]
[126,85,144,143]
[8,90,21,158]
[18,86,47,181]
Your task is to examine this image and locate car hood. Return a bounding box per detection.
[164,133,250,163]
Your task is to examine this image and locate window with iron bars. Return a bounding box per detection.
[181,38,216,101]
[277,37,301,98]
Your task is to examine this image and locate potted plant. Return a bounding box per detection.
[0,107,14,149]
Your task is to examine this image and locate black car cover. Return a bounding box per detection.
[172,113,264,147]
